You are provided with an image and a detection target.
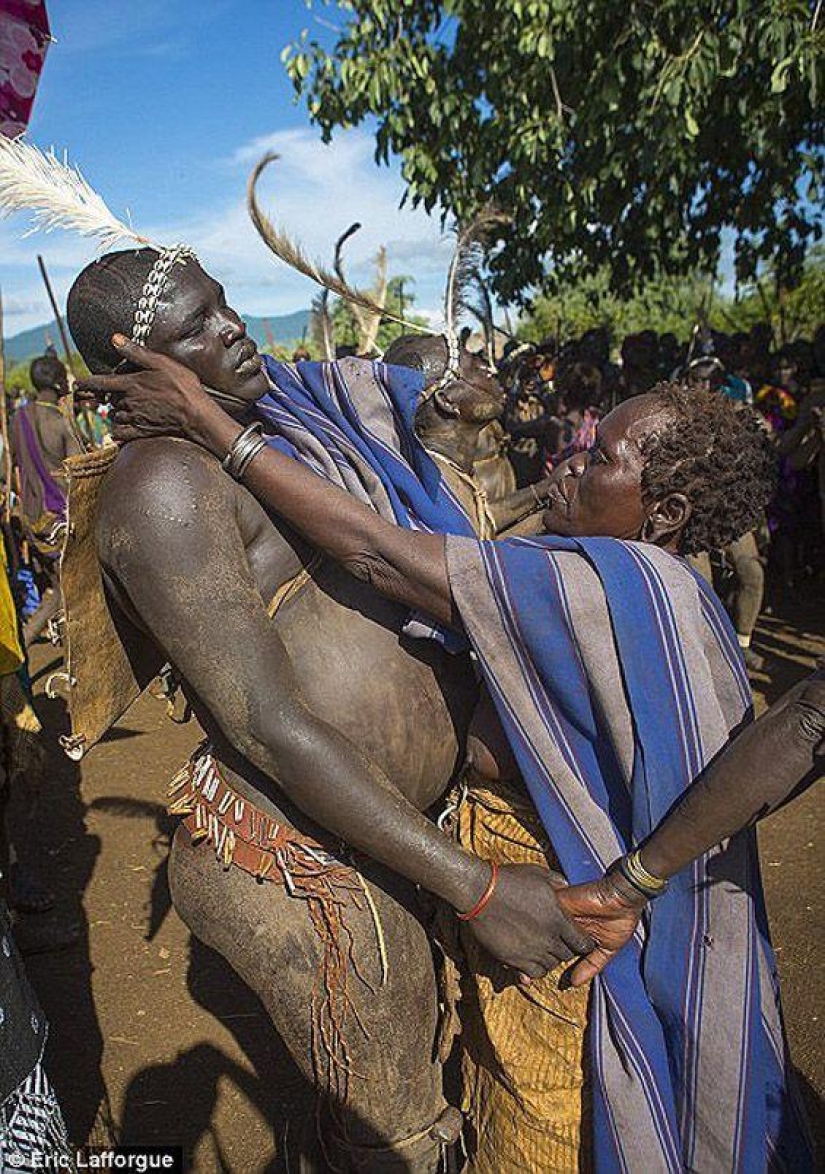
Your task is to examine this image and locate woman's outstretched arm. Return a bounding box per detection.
[82,338,456,626]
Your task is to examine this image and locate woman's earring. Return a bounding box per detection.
[641,516,657,542]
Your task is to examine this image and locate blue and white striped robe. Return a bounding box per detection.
[446,534,813,1173]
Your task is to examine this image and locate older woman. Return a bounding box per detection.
[86,337,811,1174]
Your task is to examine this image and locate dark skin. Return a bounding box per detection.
[75,268,605,1161]
[86,341,697,991]
[13,360,83,643]
[80,262,590,982]
[472,420,517,503]
[19,363,83,492]
[160,389,813,990]
[108,363,823,1006]
[415,356,555,534]
[560,668,825,986]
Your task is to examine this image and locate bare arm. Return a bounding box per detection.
[98,439,591,977]
[86,340,456,626]
[489,478,553,533]
[637,670,824,880]
[242,428,456,627]
[99,441,475,905]
[558,669,825,986]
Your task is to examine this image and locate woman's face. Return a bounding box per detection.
[542,395,670,540]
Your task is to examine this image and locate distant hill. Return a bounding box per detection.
[243,312,311,350]
[5,309,311,364]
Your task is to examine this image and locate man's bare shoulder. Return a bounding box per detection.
[97,438,237,572]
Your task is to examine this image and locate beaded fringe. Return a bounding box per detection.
[167,746,383,1110]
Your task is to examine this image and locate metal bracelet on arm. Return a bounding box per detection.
[613,849,668,900]
[221,423,267,482]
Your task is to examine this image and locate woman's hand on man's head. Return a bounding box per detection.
[76,336,224,453]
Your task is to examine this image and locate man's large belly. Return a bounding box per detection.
[205,560,477,828]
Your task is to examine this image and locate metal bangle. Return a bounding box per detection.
[235,435,267,483]
[615,850,668,900]
[222,423,264,481]
[627,849,668,892]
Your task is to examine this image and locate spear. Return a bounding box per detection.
[397,278,406,337]
[36,255,87,449]
[37,255,76,375]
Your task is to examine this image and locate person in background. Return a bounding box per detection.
[544,361,604,468]
[504,346,556,486]
[100,342,806,1173]
[778,328,825,549]
[619,330,660,398]
[74,387,112,449]
[760,346,819,587]
[685,356,768,671]
[0,536,74,1173]
[657,332,683,381]
[10,355,83,644]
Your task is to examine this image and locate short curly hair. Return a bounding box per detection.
[639,381,776,555]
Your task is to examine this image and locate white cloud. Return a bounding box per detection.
[1,127,454,338]
[174,127,453,316]
[2,292,46,318]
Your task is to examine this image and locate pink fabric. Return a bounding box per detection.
[546,406,602,472]
[0,1,50,139]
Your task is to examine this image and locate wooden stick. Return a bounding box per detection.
[37,254,76,376]
[0,288,13,525]
[37,255,86,450]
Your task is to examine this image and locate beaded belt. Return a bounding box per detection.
[167,742,357,893]
[167,742,379,1109]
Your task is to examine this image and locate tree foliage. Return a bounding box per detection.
[285,1,823,302]
[521,247,825,346]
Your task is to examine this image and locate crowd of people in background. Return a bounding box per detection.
[3,317,824,699]
[497,321,825,668]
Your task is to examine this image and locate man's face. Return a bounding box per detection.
[542,395,668,539]
[452,353,505,423]
[148,261,269,403]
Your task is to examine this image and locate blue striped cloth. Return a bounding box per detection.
[255,355,474,648]
[256,355,475,538]
[446,534,813,1174]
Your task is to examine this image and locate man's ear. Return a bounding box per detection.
[641,492,692,547]
[432,387,461,419]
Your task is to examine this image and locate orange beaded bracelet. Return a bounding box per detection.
[456,861,500,922]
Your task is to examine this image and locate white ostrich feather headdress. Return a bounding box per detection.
[0,137,196,346]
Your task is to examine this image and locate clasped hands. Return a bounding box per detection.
[462,861,646,989]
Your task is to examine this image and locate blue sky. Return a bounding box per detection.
[2,0,453,336]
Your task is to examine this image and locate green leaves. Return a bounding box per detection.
[770,55,792,94]
[284,0,824,299]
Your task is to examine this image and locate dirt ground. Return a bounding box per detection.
[10,586,825,1173]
